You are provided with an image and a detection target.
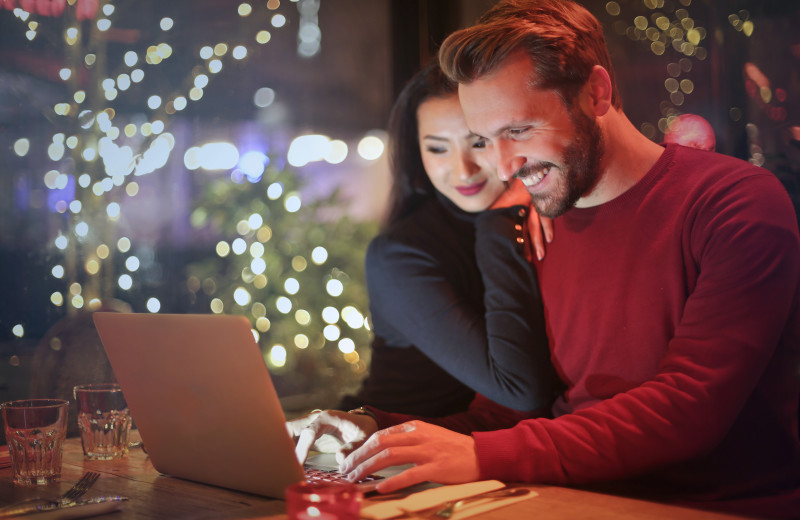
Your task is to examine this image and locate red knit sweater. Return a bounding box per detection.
[372,145,800,518]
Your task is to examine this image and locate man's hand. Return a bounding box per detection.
[286,409,378,465]
[341,421,480,493]
[491,179,553,261]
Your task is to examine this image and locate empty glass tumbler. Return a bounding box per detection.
[73,383,132,460]
[1,399,69,485]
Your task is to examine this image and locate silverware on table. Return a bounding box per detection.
[0,471,101,517]
[428,487,531,518]
[0,496,128,519]
[398,487,532,519]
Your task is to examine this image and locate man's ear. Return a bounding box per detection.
[585,65,612,117]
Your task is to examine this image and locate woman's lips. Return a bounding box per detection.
[455,180,487,196]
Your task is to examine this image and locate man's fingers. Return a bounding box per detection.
[347,445,424,483]
[342,423,422,475]
[540,214,554,243]
[373,465,431,494]
[335,438,367,466]
[528,209,545,261]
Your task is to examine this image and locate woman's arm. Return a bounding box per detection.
[366,205,559,412]
[490,179,553,261]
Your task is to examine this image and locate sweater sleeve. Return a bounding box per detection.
[365,206,556,412]
[367,393,546,434]
[473,174,800,485]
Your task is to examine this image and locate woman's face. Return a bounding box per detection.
[417,94,506,213]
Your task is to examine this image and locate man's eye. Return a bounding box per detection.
[508,127,529,137]
[472,139,487,149]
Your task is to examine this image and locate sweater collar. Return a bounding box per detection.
[435,191,480,225]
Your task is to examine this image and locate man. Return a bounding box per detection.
[290,1,800,516]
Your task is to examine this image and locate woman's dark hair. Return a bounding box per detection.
[383,59,458,227]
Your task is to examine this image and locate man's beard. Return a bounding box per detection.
[528,108,604,218]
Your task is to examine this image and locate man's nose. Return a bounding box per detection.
[494,141,523,181]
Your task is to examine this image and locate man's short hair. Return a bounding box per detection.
[439,0,622,109]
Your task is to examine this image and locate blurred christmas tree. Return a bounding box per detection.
[185,161,377,408]
[0,0,380,409]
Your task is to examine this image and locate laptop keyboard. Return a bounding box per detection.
[304,465,384,486]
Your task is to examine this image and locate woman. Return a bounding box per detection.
[289,61,559,460]
[340,60,558,416]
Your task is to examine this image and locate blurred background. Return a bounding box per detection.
[1,0,798,437]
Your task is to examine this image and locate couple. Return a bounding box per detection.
[290,1,800,517]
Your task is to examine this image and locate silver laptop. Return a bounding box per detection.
[93,312,395,499]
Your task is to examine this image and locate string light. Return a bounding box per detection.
[6,0,376,375]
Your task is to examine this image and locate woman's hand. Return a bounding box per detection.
[286,409,379,466]
[491,179,554,261]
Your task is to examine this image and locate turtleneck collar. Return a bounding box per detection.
[434,190,480,225]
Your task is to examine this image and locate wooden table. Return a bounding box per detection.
[0,434,752,519]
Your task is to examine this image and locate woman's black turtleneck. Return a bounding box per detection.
[340,193,559,415]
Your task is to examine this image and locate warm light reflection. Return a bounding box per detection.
[267,182,283,200]
[323,324,340,341]
[338,338,355,354]
[322,307,339,324]
[125,256,140,271]
[284,193,301,213]
[256,30,271,44]
[234,287,252,306]
[269,345,286,367]
[232,46,247,60]
[256,316,271,332]
[311,247,327,265]
[117,237,131,253]
[342,306,365,329]
[287,134,330,167]
[295,334,309,349]
[118,274,133,290]
[191,142,239,170]
[295,310,311,325]
[216,241,231,257]
[357,135,385,160]
[326,279,344,297]
[284,278,299,294]
[14,137,31,157]
[254,87,275,108]
[276,296,292,313]
[271,14,286,28]
[239,151,267,180]
[232,238,247,255]
[251,302,267,318]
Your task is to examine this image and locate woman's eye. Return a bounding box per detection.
[425,146,447,154]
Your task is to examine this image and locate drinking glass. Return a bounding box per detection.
[1,399,69,485]
[73,383,132,460]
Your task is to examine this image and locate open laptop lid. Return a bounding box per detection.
[93,312,304,499]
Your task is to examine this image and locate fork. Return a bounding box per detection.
[0,471,101,516]
[58,471,101,504]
